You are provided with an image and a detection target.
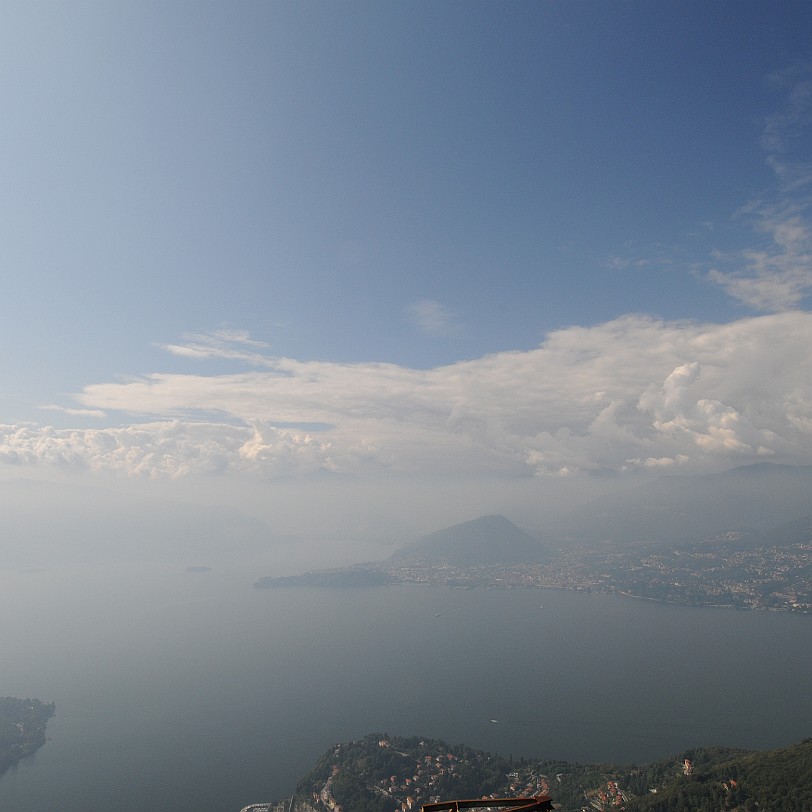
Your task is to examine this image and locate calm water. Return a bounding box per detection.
[0,557,810,812]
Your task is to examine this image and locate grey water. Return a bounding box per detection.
[0,558,810,812]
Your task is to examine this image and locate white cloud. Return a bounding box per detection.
[0,421,338,478]
[405,299,461,336]
[708,73,812,310]
[762,68,812,188]
[40,405,107,418]
[161,328,275,366]
[708,209,812,311]
[6,312,812,479]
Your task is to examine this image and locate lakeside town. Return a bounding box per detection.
[376,532,812,613]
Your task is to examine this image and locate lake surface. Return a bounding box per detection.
[1,553,810,812]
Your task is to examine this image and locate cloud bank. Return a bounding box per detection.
[4,311,812,479]
[4,76,811,483]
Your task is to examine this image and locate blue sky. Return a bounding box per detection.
[3,1,812,505]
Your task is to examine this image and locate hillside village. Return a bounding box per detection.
[297,735,553,812]
[279,734,812,812]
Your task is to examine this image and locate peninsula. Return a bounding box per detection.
[254,513,811,613]
[0,697,55,778]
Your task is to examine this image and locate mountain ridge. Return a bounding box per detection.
[552,462,812,545]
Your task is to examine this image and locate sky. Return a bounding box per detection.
[2,1,812,531]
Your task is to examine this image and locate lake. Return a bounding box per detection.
[0,553,810,811]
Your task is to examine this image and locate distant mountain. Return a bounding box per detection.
[553,463,812,546]
[759,513,812,546]
[390,514,549,566]
[703,512,812,551]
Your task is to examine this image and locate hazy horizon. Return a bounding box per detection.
[2,460,811,575]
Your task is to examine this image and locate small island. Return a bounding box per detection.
[0,696,55,777]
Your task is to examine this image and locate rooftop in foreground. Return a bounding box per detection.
[422,797,555,812]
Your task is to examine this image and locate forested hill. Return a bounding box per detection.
[624,739,812,811]
[291,734,812,812]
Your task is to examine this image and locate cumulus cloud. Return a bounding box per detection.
[6,313,812,479]
[0,421,339,479]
